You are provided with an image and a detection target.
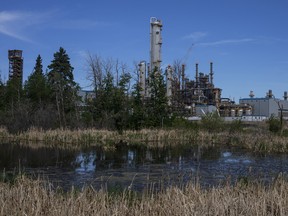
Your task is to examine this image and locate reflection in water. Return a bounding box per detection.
[0,142,288,191]
[75,153,96,173]
[221,151,253,164]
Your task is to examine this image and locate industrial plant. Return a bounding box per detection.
[137,17,288,121]
[4,17,288,122]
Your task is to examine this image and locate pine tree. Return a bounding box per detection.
[130,82,145,130]
[0,78,6,113]
[113,72,131,132]
[146,68,169,127]
[47,47,80,128]
[24,55,50,107]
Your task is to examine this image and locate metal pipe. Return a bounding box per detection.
[210,62,214,85]
[195,63,199,88]
[181,64,185,90]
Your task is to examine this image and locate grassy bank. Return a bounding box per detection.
[1,175,288,215]
[1,122,288,152]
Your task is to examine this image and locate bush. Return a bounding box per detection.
[201,112,224,132]
[228,120,243,133]
[170,117,199,130]
[267,115,282,133]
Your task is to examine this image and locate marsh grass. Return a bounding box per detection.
[1,175,288,215]
[1,124,288,152]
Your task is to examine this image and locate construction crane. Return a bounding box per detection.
[181,43,194,65]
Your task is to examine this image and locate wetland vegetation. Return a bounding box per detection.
[1,118,288,215]
[1,175,288,215]
[0,115,287,153]
[1,47,288,215]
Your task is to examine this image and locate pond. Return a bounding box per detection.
[1,142,288,191]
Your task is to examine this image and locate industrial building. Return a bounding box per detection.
[138,17,253,118]
[239,90,288,120]
[5,18,288,122]
[138,17,288,120]
[138,17,223,116]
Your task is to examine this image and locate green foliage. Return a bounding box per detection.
[201,112,224,132]
[281,129,288,137]
[86,58,132,132]
[5,77,23,109]
[267,115,282,133]
[130,83,145,130]
[24,55,51,107]
[228,120,243,133]
[169,116,199,130]
[47,47,80,128]
[145,68,170,127]
[0,79,6,111]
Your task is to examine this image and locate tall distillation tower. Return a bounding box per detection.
[150,17,162,74]
[139,17,163,98]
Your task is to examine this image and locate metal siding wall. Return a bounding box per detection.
[268,99,279,117]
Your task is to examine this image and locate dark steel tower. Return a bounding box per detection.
[8,50,23,83]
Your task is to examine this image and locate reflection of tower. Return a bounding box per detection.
[150,17,162,74]
[8,50,23,83]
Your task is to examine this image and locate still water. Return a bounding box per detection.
[1,142,288,191]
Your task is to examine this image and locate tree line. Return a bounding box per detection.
[0,47,173,133]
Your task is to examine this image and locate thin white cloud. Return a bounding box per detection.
[197,38,255,46]
[182,31,207,41]
[0,10,51,43]
[0,10,112,43]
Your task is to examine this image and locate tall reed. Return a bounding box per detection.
[1,126,288,153]
[1,175,288,215]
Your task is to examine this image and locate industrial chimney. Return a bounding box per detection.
[209,62,214,85]
[284,91,288,101]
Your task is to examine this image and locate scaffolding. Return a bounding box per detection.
[8,50,23,82]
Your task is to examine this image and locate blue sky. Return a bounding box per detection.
[0,0,288,101]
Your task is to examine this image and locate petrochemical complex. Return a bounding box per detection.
[137,17,288,121]
[5,17,288,121]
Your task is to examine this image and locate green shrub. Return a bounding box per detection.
[170,117,199,130]
[267,115,281,133]
[228,120,243,133]
[201,112,224,132]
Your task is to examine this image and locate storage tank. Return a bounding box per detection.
[230,109,235,117]
[238,109,243,117]
[245,109,252,116]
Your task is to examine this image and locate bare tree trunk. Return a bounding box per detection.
[86,53,104,94]
[59,84,66,128]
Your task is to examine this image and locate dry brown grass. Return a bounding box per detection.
[1,175,288,215]
[1,126,288,152]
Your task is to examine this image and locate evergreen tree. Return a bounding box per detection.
[24,55,50,107]
[0,78,5,111]
[146,68,169,127]
[93,71,115,128]
[130,82,145,130]
[47,47,80,128]
[113,72,131,132]
[0,78,7,125]
[4,77,22,117]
